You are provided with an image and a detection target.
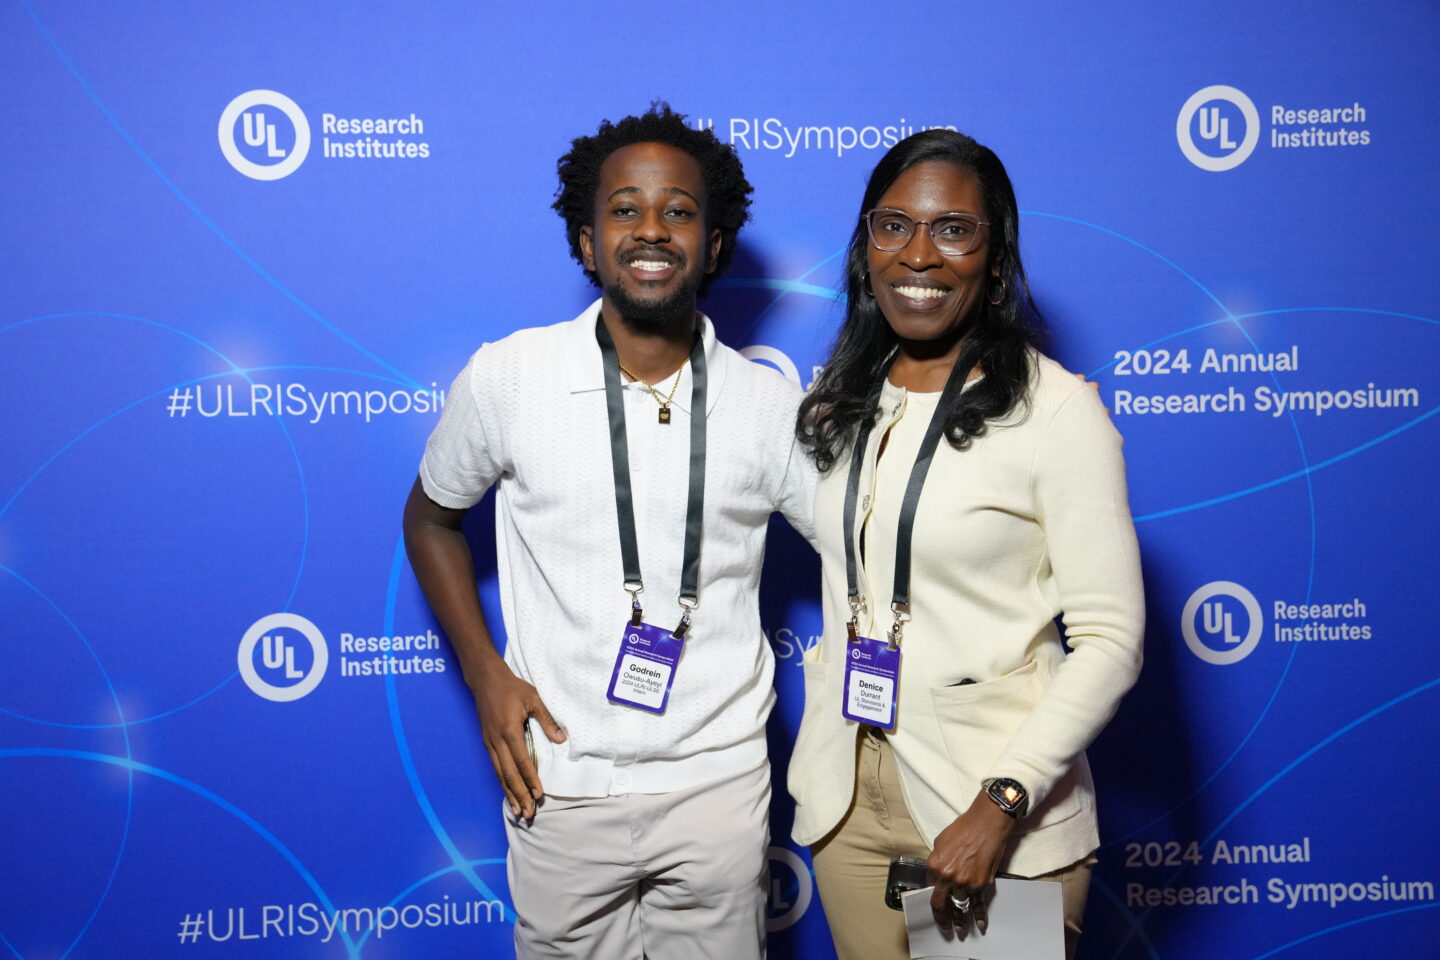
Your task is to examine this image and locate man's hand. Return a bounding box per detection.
[473,666,566,819]
[1074,371,1109,414]
[402,476,567,819]
[926,792,1017,931]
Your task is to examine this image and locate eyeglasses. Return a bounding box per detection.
[863,208,989,256]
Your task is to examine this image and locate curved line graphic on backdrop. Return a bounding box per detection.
[1202,676,1440,848]
[0,749,358,957]
[354,857,510,951]
[0,672,238,732]
[716,276,846,302]
[1023,211,1233,317]
[716,247,848,344]
[1249,902,1440,959]
[0,566,133,960]
[0,377,309,718]
[1132,403,1438,523]
[0,313,313,624]
[17,2,419,391]
[1087,876,1163,960]
[382,537,518,924]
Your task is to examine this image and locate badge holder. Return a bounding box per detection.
[606,586,693,714]
[594,319,707,718]
[837,351,969,734]
[842,596,904,729]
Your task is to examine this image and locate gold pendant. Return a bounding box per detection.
[658,406,672,424]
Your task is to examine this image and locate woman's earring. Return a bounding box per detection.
[862,270,875,298]
[987,275,1007,306]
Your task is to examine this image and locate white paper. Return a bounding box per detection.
[901,879,1064,959]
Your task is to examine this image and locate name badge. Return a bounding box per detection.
[842,634,900,729]
[607,621,684,713]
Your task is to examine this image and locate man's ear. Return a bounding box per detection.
[579,225,596,271]
[705,227,721,274]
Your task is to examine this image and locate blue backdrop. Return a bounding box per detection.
[3,2,1437,957]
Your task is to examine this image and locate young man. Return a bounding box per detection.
[403,104,814,959]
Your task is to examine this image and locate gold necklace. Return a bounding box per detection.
[618,356,690,424]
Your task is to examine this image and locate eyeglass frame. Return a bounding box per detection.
[862,207,991,256]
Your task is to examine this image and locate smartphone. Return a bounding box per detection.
[884,856,929,910]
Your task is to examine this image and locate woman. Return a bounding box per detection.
[788,129,1143,959]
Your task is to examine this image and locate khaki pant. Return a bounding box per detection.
[812,729,1093,960]
[504,761,770,960]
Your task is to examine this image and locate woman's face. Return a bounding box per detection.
[866,161,991,351]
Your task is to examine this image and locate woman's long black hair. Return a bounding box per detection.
[796,129,1046,472]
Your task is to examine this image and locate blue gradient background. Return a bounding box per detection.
[2,2,1437,957]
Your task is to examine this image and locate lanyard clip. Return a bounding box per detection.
[673,596,697,639]
[847,594,864,643]
[626,582,644,627]
[887,602,910,651]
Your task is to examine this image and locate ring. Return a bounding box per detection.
[948,891,972,913]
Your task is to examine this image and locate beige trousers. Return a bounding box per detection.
[504,761,770,960]
[811,729,1093,960]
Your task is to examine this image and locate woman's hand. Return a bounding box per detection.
[927,791,1017,930]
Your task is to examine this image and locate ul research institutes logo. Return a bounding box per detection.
[218,90,311,181]
[238,613,329,701]
[1181,581,1263,665]
[1176,85,1259,172]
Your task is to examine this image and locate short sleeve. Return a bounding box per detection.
[418,347,506,509]
[776,434,818,547]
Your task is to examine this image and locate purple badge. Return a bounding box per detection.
[607,621,685,714]
[842,634,901,729]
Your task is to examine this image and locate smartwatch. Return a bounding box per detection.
[983,777,1029,819]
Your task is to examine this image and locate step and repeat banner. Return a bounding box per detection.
[3,2,1437,957]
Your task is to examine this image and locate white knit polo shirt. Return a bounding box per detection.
[420,300,815,798]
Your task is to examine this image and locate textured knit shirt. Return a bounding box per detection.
[420,301,815,798]
[789,353,1143,876]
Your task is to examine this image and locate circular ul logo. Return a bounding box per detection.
[1176,85,1260,171]
[628,633,641,644]
[765,846,815,932]
[218,90,311,180]
[850,647,861,660]
[238,613,329,701]
[1181,581,1263,665]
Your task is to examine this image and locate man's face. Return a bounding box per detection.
[580,141,721,332]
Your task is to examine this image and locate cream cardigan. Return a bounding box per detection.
[788,352,1144,877]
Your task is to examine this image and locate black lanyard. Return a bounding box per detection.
[595,317,708,637]
[843,355,970,647]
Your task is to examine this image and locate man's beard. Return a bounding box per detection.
[604,254,702,334]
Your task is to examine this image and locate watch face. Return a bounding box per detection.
[989,778,1027,813]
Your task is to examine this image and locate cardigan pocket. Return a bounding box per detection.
[928,659,1082,833]
[788,652,830,807]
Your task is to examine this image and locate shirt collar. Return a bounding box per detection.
[563,298,727,415]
